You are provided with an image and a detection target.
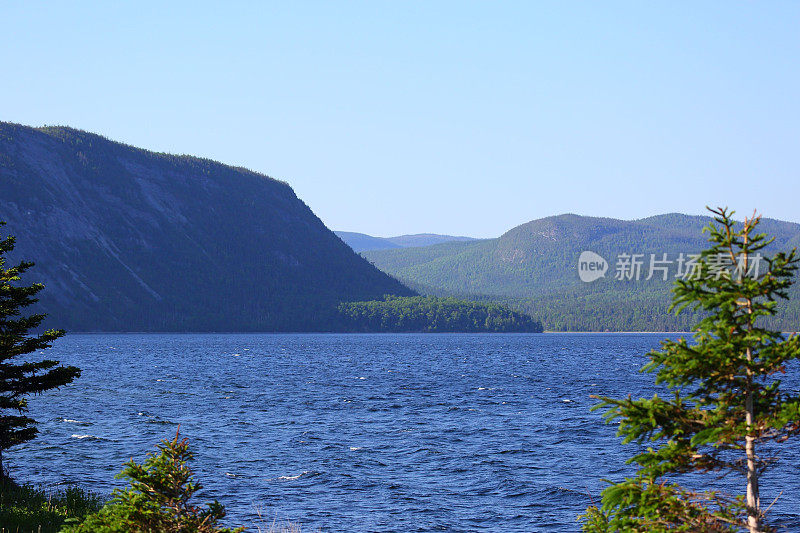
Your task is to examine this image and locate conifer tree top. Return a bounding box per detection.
[582,208,800,532]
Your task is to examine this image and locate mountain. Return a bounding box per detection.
[362,213,800,331]
[334,231,402,252]
[0,122,414,331]
[335,231,477,252]
[386,234,477,248]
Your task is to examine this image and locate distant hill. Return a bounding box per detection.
[363,213,800,331]
[335,231,477,252]
[0,122,414,331]
[334,231,402,252]
[386,234,477,248]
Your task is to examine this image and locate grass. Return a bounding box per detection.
[0,478,314,533]
[252,506,317,533]
[0,477,104,533]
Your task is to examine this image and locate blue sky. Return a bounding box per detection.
[2,2,798,237]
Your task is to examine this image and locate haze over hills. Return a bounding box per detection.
[334,231,402,252]
[363,213,800,331]
[335,231,477,252]
[0,122,414,331]
[386,234,477,248]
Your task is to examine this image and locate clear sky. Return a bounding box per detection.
[2,2,798,238]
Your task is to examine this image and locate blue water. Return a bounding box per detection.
[9,333,800,531]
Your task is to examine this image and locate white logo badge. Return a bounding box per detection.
[578,251,608,282]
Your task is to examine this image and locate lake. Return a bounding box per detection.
[10,333,800,531]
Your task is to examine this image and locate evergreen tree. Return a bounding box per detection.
[582,208,800,532]
[0,222,80,477]
[63,429,243,532]
[338,295,543,332]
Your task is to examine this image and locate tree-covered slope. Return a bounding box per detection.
[363,214,800,331]
[0,122,414,331]
[338,295,542,333]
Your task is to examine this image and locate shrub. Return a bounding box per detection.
[62,429,242,533]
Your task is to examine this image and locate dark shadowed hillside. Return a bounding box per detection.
[0,122,414,331]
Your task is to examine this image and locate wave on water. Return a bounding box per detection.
[23,333,800,531]
[277,471,310,481]
[145,418,174,425]
[135,411,174,425]
[61,418,92,426]
[70,434,107,441]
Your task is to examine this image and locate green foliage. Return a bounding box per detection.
[0,478,103,533]
[583,479,743,532]
[338,295,542,332]
[363,213,800,331]
[582,208,800,532]
[578,506,610,531]
[62,430,243,533]
[0,222,80,476]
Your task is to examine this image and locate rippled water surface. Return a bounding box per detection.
[11,333,800,531]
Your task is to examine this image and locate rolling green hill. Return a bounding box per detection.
[363,214,800,331]
[0,122,414,331]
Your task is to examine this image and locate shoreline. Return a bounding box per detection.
[58,330,693,334]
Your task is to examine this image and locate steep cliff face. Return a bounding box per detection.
[0,123,413,331]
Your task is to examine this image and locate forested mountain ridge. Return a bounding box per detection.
[386,233,477,248]
[0,122,414,331]
[335,231,477,252]
[363,213,800,331]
